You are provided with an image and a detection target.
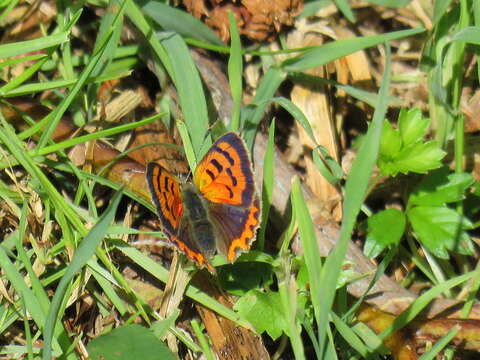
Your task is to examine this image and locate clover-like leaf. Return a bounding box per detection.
[409,167,475,206]
[234,290,286,340]
[364,209,406,258]
[380,120,402,158]
[88,324,175,360]
[407,206,474,259]
[398,108,430,146]
[389,141,445,175]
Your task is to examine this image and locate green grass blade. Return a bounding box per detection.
[0,53,46,69]
[160,33,211,160]
[35,114,160,157]
[191,319,215,360]
[333,0,355,22]
[89,262,128,316]
[258,119,275,251]
[380,270,479,339]
[42,190,123,360]
[228,11,243,131]
[0,117,85,233]
[0,31,69,58]
[418,327,458,360]
[16,201,52,314]
[368,0,411,6]
[243,67,286,150]
[37,4,126,149]
[316,44,392,355]
[291,177,323,345]
[433,0,454,24]
[125,0,174,76]
[90,1,123,79]
[282,28,424,72]
[141,1,223,46]
[115,241,252,329]
[176,120,197,171]
[276,255,305,360]
[331,312,369,357]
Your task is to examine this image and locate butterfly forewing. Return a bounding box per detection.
[146,163,183,236]
[194,132,255,207]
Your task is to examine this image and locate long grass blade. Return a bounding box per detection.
[316,43,392,356]
[42,190,123,360]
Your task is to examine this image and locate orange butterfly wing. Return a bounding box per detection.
[146,163,183,235]
[147,163,212,268]
[194,132,255,207]
[194,132,260,262]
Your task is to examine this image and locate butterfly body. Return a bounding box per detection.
[147,132,260,271]
[179,184,216,259]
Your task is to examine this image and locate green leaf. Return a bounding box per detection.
[407,206,474,258]
[234,290,286,340]
[378,108,446,176]
[364,209,406,258]
[409,167,475,206]
[87,324,175,360]
[398,108,430,146]
[386,141,445,175]
[218,262,272,296]
[379,120,401,158]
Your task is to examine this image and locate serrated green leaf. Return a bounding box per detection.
[409,167,475,206]
[364,209,406,258]
[390,141,446,175]
[407,206,474,258]
[87,324,175,360]
[233,290,286,340]
[379,120,401,158]
[398,108,430,146]
[218,262,273,296]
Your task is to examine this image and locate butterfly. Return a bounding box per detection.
[146,132,261,272]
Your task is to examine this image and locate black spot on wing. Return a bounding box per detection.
[225,185,234,199]
[163,174,169,190]
[146,163,176,235]
[206,169,215,181]
[226,167,237,186]
[211,158,223,173]
[162,192,171,212]
[213,145,235,165]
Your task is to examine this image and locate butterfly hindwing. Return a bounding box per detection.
[194,132,255,207]
[146,163,183,236]
[207,197,261,262]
